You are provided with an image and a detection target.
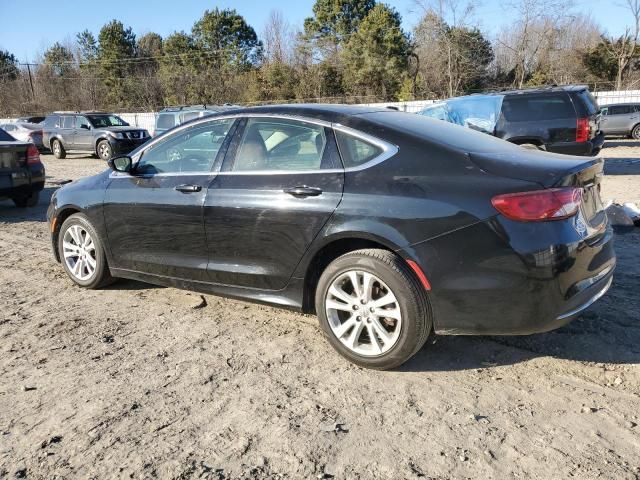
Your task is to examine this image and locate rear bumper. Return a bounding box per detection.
[547,132,605,156]
[0,164,45,198]
[402,215,616,335]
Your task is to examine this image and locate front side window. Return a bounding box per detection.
[136,118,234,174]
[232,118,327,172]
[609,105,632,115]
[76,116,91,129]
[335,131,383,168]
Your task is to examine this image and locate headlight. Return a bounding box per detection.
[108,132,125,139]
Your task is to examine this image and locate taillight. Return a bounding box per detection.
[26,144,41,165]
[576,117,589,142]
[491,187,583,221]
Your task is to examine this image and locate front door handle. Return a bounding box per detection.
[175,184,202,193]
[284,186,323,197]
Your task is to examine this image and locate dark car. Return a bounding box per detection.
[47,105,615,369]
[42,112,150,161]
[154,104,238,136]
[0,127,45,207]
[600,103,640,138]
[17,116,46,124]
[419,86,604,156]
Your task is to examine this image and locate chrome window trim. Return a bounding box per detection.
[110,113,398,178]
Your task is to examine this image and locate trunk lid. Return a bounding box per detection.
[470,149,605,227]
[0,141,29,171]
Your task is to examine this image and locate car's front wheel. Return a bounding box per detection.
[58,213,114,289]
[97,140,112,161]
[315,249,432,370]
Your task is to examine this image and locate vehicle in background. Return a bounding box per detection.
[48,104,614,369]
[599,103,640,139]
[154,104,238,136]
[42,112,150,161]
[17,116,46,124]
[0,122,46,151]
[419,86,604,156]
[0,127,45,207]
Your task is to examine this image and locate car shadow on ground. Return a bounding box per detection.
[401,230,640,372]
[0,186,57,223]
[604,140,640,148]
[603,158,640,175]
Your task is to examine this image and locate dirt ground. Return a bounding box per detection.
[1,140,639,479]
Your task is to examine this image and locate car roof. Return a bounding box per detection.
[200,103,391,123]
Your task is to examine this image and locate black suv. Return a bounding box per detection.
[420,86,604,156]
[42,112,150,161]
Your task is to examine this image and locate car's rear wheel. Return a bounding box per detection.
[315,249,432,370]
[12,191,39,208]
[52,139,66,159]
[58,213,114,289]
[97,140,112,161]
[632,124,640,140]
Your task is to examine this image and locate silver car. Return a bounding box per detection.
[600,103,640,139]
[0,122,45,150]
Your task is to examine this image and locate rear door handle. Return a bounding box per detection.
[174,184,202,193]
[284,186,323,197]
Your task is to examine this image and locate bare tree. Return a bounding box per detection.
[263,10,294,65]
[605,0,640,90]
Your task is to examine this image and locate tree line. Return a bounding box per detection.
[0,0,638,116]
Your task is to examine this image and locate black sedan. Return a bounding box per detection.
[47,105,615,369]
[0,127,45,207]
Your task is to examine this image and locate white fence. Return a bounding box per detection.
[1,90,638,126]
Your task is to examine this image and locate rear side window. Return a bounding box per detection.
[181,112,200,123]
[62,116,74,129]
[335,131,383,168]
[156,114,176,129]
[502,94,575,122]
[232,118,327,171]
[609,105,633,115]
[44,116,58,128]
[574,90,599,116]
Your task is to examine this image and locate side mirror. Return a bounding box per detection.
[80,124,90,130]
[108,155,132,173]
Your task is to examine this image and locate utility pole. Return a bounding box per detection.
[25,63,35,101]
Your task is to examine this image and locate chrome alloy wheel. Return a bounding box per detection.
[53,141,61,155]
[98,142,111,160]
[325,270,402,356]
[63,225,97,281]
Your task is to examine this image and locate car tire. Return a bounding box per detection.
[12,190,39,208]
[52,139,66,159]
[58,213,115,289]
[632,124,640,140]
[315,248,432,370]
[97,140,112,161]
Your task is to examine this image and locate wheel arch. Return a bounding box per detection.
[507,137,545,147]
[300,233,403,314]
[51,206,83,262]
[49,135,63,150]
[95,136,110,155]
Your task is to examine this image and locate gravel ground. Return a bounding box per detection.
[1,141,639,479]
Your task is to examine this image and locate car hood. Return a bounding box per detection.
[99,126,144,132]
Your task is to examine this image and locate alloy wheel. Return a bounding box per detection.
[53,141,60,155]
[325,270,402,356]
[63,225,97,281]
[98,142,111,160]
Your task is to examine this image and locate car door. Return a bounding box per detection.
[602,105,630,134]
[103,117,237,281]
[60,115,76,148]
[74,115,93,150]
[203,116,344,290]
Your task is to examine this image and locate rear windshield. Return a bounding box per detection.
[502,94,576,122]
[156,113,176,129]
[0,128,15,141]
[575,89,599,115]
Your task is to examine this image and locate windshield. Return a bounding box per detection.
[443,95,504,134]
[87,115,129,128]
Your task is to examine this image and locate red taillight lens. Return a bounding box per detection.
[576,117,589,142]
[26,144,41,165]
[491,187,583,221]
